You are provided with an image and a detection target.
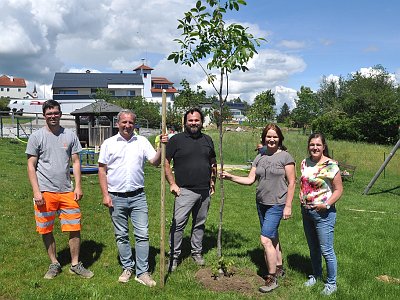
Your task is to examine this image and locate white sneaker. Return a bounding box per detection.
[134,272,156,287]
[118,269,132,283]
[321,283,337,295]
[304,275,317,287]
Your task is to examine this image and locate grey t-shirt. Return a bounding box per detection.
[252,150,295,205]
[26,127,82,192]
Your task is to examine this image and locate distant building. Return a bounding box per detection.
[52,64,177,104]
[25,85,38,99]
[0,75,27,98]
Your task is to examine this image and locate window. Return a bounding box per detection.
[109,90,115,96]
[59,90,78,95]
[18,88,21,92]
[7,88,10,92]
[0,88,3,91]
[128,90,135,96]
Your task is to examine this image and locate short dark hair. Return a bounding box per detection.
[260,123,287,151]
[42,100,61,114]
[307,132,330,158]
[184,107,204,124]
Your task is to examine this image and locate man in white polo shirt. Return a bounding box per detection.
[98,109,166,286]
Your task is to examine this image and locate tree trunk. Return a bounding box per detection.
[217,72,225,258]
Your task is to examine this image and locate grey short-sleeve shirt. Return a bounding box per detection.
[252,150,295,205]
[26,127,82,192]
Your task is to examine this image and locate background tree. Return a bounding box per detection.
[166,104,183,131]
[209,96,233,126]
[174,79,208,112]
[169,0,265,260]
[312,65,399,144]
[247,90,276,126]
[276,102,291,124]
[111,96,161,128]
[0,96,10,114]
[291,86,320,130]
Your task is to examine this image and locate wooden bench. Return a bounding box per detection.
[338,161,356,181]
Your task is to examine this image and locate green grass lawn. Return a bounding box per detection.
[0,131,399,299]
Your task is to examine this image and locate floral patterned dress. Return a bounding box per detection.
[300,158,340,206]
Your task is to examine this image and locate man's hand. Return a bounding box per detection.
[170,183,181,197]
[33,193,45,206]
[103,194,113,208]
[74,187,83,201]
[160,133,168,145]
[210,182,215,195]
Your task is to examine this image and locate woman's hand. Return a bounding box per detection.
[283,205,292,219]
[219,171,232,180]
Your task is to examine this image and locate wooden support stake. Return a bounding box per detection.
[159,90,167,287]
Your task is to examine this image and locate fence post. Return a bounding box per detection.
[17,118,20,138]
[383,152,386,179]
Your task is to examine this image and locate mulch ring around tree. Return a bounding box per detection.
[195,267,265,298]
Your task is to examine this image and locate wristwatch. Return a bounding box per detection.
[326,203,331,210]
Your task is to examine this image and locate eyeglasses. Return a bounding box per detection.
[45,112,61,117]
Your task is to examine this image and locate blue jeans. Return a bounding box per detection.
[256,203,285,239]
[109,192,149,276]
[302,207,337,285]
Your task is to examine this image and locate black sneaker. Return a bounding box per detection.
[168,258,179,272]
[44,262,61,279]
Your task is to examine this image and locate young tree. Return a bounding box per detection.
[168,0,265,259]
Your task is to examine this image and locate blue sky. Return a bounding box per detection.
[1,0,399,109]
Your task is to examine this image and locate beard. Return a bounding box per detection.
[185,123,202,137]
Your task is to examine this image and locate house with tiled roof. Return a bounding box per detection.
[52,64,176,105]
[0,75,27,98]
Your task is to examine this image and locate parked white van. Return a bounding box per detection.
[8,99,95,115]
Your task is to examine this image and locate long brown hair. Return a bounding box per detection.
[307,132,330,158]
[260,124,287,151]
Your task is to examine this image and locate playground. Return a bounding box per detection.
[0,130,399,299]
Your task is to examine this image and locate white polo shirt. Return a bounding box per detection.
[98,133,156,192]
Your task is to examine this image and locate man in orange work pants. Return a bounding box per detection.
[26,100,93,279]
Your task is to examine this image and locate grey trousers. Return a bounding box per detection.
[170,188,211,259]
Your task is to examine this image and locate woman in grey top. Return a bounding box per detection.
[221,124,295,293]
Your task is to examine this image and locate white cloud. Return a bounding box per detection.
[272,86,297,110]
[0,0,308,103]
[323,74,340,85]
[354,67,397,83]
[320,39,333,46]
[277,40,306,49]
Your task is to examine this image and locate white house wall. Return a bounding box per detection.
[0,86,27,98]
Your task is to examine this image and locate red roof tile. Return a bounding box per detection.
[133,64,154,71]
[151,88,177,93]
[0,75,26,87]
[152,77,174,84]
